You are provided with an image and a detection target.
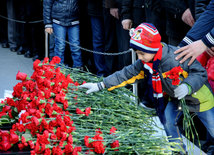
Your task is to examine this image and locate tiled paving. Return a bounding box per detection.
[0,46,34,99]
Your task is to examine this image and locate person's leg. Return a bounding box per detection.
[197,107,214,140]
[197,107,214,154]
[7,0,18,50]
[67,24,83,68]
[103,8,117,76]
[90,16,106,76]
[163,101,185,151]
[53,23,67,64]
[115,19,131,71]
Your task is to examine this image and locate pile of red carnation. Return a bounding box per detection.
[0,56,119,155]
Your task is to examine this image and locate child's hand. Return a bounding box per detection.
[174,84,189,100]
[79,82,105,94]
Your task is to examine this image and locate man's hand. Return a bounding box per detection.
[174,84,189,100]
[45,27,53,34]
[110,8,119,19]
[79,82,105,94]
[122,19,133,30]
[175,40,208,65]
[182,8,195,27]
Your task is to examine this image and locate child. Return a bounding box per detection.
[43,0,83,68]
[80,23,214,153]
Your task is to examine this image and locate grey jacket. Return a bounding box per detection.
[103,43,214,112]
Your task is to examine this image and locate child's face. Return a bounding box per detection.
[136,50,155,62]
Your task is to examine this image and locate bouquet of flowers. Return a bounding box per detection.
[0,57,180,154]
[162,66,201,153]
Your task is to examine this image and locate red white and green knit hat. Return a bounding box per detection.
[130,23,161,54]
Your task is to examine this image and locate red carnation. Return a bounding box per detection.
[110,126,117,134]
[16,71,28,81]
[111,140,119,151]
[50,56,61,65]
[0,142,12,151]
[76,108,85,115]
[85,107,91,116]
[64,143,73,153]
[9,133,19,144]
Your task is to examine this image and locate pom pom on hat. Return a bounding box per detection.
[130,23,161,54]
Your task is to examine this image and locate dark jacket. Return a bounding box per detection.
[121,0,145,20]
[87,0,103,16]
[103,43,214,112]
[162,0,193,40]
[195,0,210,19]
[120,0,146,27]
[43,0,79,27]
[179,0,214,48]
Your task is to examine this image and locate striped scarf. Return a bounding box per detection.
[142,45,166,123]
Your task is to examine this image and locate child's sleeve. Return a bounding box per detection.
[103,60,144,90]
[181,59,208,93]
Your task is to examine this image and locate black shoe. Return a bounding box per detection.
[10,47,18,52]
[24,50,33,58]
[2,43,9,48]
[17,47,26,55]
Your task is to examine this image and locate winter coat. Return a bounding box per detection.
[179,0,214,48]
[195,0,210,19]
[162,0,193,40]
[121,0,145,20]
[120,0,146,27]
[87,0,103,16]
[43,0,79,27]
[103,43,214,112]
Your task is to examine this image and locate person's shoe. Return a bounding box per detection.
[17,47,26,55]
[1,43,9,48]
[24,50,33,58]
[10,47,18,52]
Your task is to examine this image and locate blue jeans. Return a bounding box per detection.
[90,16,106,76]
[53,23,82,67]
[163,101,214,151]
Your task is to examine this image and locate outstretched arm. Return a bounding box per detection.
[79,60,144,93]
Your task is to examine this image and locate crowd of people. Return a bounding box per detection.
[0,0,214,154]
[0,0,44,61]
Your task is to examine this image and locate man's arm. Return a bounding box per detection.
[104,60,144,89]
[175,0,214,65]
[80,60,144,93]
[120,0,133,30]
[43,0,54,34]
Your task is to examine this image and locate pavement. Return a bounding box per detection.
[0,46,34,99]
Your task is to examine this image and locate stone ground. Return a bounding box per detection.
[0,46,34,99]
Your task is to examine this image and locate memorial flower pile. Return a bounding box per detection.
[0,56,180,154]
